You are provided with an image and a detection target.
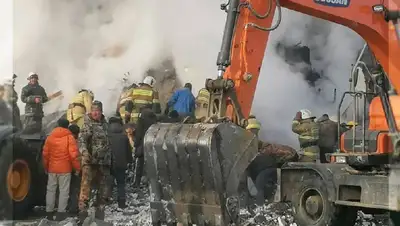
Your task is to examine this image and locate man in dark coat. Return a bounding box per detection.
[108,116,132,208]
[21,72,48,133]
[317,114,338,163]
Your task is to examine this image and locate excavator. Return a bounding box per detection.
[143,0,400,225]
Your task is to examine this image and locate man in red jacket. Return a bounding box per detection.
[42,119,81,220]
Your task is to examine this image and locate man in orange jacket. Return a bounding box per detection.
[42,118,81,220]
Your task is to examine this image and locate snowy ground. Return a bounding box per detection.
[102,183,390,226]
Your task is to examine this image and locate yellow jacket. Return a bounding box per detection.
[67,90,93,128]
[118,87,135,118]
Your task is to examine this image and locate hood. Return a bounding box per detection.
[317,115,329,123]
[49,127,72,138]
[109,122,124,134]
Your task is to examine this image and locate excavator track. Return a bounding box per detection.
[144,122,259,225]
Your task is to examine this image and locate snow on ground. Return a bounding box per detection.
[103,182,390,226]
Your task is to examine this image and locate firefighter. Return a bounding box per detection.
[124,76,161,124]
[67,89,94,129]
[195,88,210,120]
[2,75,22,129]
[246,115,261,137]
[317,114,338,163]
[292,109,320,162]
[21,72,48,133]
[117,83,138,122]
[133,108,158,188]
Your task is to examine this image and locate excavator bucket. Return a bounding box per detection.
[144,122,259,225]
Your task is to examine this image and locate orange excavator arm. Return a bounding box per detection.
[218,0,400,119]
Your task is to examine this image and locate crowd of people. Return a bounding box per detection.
[0,71,358,223]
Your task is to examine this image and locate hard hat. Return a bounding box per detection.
[347,121,358,126]
[28,72,38,79]
[142,76,156,87]
[299,109,313,119]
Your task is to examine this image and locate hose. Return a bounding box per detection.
[245,0,282,31]
[245,0,273,19]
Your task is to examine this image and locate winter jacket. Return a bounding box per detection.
[42,127,81,174]
[67,90,93,129]
[317,115,339,148]
[108,121,133,169]
[167,88,196,116]
[20,83,48,117]
[134,109,158,157]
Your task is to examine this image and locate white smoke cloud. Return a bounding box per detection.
[4,0,364,147]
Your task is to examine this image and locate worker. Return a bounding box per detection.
[78,100,111,221]
[160,110,181,123]
[67,89,94,129]
[20,72,48,134]
[316,114,338,163]
[0,84,13,125]
[246,115,261,137]
[292,109,320,162]
[166,83,196,118]
[195,88,210,120]
[124,76,161,124]
[133,108,158,188]
[3,75,22,129]
[67,123,80,214]
[117,83,138,121]
[108,116,133,209]
[42,118,81,221]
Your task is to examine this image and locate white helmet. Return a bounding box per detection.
[142,76,156,87]
[300,109,313,120]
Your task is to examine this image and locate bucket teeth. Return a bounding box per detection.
[144,122,259,225]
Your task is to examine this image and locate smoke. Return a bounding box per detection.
[5,1,364,147]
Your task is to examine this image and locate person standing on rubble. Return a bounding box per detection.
[166,83,196,118]
[292,109,320,162]
[317,114,339,163]
[78,100,111,221]
[124,76,161,124]
[133,108,158,188]
[108,116,133,209]
[67,89,94,129]
[117,82,137,122]
[67,123,81,214]
[195,88,210,120]
[42,119,81,221]
[21,72,48,133]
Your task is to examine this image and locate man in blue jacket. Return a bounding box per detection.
[166,83,196,117]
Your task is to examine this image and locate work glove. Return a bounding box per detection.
[74,170,80,177]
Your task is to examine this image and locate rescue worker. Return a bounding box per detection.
[67,123,81,214]
[133,108,158,188]
[195,88,210,120]
[124,76,161,124]
[67,89,94,129]
[246,115,261,137]
[108,117,133,209]
[166,83,196,118]
[292,109,320,162]
[317,114,338,163]
[3,75,22,129]
[42,119,81,220]
[21,72,48,133]
[78,100,111,221]
[117,83,138,122]
[0,84,13,125]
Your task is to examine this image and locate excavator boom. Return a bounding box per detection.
[144,0,400,225]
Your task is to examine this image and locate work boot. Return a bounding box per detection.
[118,199,127,209]
[45,211,55,220]
[95,207,105,220]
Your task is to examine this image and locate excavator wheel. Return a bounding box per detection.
[0,131,39,220]
[292,176,357,226]
[144,122,259,226]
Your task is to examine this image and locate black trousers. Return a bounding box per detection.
[134,157,144,187]
[113,168,126,201]
[68,174,81,213]
[255,168,277,205]
[23,115,42,133]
